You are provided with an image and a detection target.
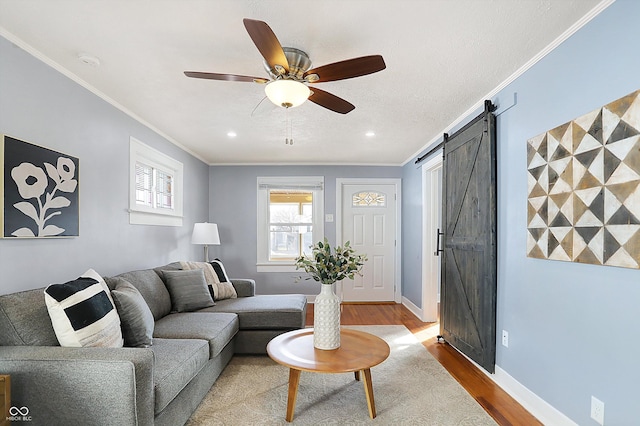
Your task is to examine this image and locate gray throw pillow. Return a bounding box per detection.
[111,278,154,347]
[163,269,215,312]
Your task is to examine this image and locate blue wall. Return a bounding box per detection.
[2,0,639,422]
[403,1,639,423]
[401,158,424,305]
[0,37,210,294]
[209,165,402,296]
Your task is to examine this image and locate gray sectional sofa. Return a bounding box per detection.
[0,262,307,426]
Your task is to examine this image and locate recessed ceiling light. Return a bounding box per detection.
[78,53,100,67]
[365,131,376,137]
[227,131,237,137]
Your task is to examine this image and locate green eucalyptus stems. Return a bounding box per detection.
[295,238,367,284]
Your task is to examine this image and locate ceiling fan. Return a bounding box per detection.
[184,18,386,114]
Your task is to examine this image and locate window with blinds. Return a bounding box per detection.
[135,162,153,207]
[256,176,324,271]
[130,137,183,226]
[268,190,313,260]
[135,162,174,210]
[155,168,174,210]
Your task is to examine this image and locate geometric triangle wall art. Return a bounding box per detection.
[527,89,640,269]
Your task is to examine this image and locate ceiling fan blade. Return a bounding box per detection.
[243,18,289,74]
[184,71,269,83]
[304,55,386,83]
[308,87,355,114]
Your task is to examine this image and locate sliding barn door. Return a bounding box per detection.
[440,103,497,373]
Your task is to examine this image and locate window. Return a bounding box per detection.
[257,176,324,272]
[269,191,313,260]
[352,191,386,207]
[135,162,174,209]
[129,137,183,226]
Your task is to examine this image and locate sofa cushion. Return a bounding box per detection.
[199,295,307,330]
[106,269,172,321]
[150,338,209,414]
[44,269,123,348]
[153,312,238,358]
[153,261,182,280]
[163,269,215,312]
[0,288,59,346]
[111,278,155,347]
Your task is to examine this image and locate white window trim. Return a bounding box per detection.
[129,137,183,226]
[256,176,324,272]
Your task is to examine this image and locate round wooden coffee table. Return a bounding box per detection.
[267,328,390,422]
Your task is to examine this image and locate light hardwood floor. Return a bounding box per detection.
[306,303,542,426]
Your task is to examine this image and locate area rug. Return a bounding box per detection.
[187,325,497,425]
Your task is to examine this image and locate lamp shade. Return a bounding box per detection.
[191,223,220,245]
[264,80,310,108]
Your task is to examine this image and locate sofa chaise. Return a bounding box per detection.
[0,262,307,426]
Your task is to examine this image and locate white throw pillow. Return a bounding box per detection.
[44,269,124,348]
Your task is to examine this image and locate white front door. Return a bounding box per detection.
[338,180,399,302]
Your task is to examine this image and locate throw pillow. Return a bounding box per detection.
[111,278,154,347]
[179,260,237,301]
[163,269,215,312]
[209,259,238,301]
[179,261,218,299]
[44,269,124,348]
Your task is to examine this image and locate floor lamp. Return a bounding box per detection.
[191,223,220,262]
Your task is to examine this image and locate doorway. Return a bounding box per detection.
[422,155,442,322]
[336,178,401,302]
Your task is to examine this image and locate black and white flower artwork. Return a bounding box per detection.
[2,135,79,238]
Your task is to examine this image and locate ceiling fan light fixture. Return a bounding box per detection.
[265,80,310,108]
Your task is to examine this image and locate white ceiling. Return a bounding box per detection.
[0,0,606,165]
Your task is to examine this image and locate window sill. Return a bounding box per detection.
[129,210,183,227]
[256,263,299,273]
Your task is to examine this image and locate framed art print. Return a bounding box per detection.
[1,135,79,238]
[526,90,640,269]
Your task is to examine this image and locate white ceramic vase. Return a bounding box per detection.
[313,283,341,350]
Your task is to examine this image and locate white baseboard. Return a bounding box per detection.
[401,296,423,319]
[399,303,576,425]
[308,296,423,309]
[455,351,577,425]
[491,366,577,426]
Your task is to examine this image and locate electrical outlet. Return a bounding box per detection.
[591,396,605,425]
[501,330,509,347]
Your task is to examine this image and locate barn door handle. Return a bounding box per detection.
[434,228,444,256]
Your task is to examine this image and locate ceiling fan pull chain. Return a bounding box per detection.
[285,107,294,145]
[289,109,294,145]
[284,107,288,144]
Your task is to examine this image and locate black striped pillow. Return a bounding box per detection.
[44,269,123,348]
[209,259,237,300]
